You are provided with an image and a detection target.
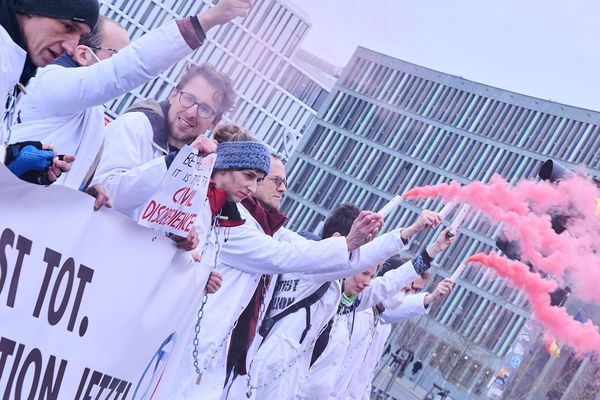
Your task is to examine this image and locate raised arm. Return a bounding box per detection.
[20,0,252,116]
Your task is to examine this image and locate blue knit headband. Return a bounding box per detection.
[214,141,271,176]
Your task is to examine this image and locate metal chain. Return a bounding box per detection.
[192,293,208,376]
[195,317,239,384]
[246,310,342,397]
[1,86,18,144]
[191,208,223,384]
[333,310,382,395]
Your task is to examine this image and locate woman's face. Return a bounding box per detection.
[344,265,378,296]
[214,169,265,202]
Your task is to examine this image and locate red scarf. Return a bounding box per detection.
[206,180,245,228]
[241,196,287,235]
[226,197,287,376]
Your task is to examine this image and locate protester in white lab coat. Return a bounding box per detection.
[340,267,455,400]
[173,161,387,400]
[298,228,455,400]
[93,63,234,224]
[10,0,251,190]
[93,63,272,377]
[1,0,93,183]
[243,204,448,400]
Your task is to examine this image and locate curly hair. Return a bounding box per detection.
[176,63,236,123]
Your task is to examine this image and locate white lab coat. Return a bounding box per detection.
[92,106,215,398]
[0,24,26,145]
[255,254,421,400]
[341,293,429,400]
[176,215,410,400]
[11,20,196,189]
[172,206,350,400]
[296,262,426,400]
[92,111,168,220]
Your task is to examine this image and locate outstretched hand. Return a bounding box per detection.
[85,183,113,211]
[198,0,252,31]
[345,211,383,251]
[424,278,454,305]
[425,227,456,258]
[401,209,442,241]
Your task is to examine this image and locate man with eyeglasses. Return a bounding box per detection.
[9,0,251,190]
[249,153,287,211]
[92,63,234,228]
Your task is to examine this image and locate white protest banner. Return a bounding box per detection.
[0,165,207,399]
[138,145,216,237]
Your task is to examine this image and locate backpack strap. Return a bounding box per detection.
[259,281,331,343]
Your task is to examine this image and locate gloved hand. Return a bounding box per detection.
[5,141,55,185]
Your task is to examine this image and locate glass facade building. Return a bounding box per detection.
[98,0,331,156]
[280,46,600,399]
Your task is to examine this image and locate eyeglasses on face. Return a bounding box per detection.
[269,175,287,188]
[176,89,216,119]
[89,45,120,54]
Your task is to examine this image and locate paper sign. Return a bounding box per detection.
[138,145,215,236]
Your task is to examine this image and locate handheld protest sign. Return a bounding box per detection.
[138,145,216,237]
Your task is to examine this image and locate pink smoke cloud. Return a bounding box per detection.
[404,173,600,358]
[467,253,600,357]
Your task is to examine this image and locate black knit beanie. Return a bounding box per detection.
[14,0,99,31]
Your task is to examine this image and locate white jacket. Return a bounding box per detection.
[91,106,214,390]
[176,212,412,400]
[92,111,168,220]
[296,309,353,400]
[252,238,419,400]
[342,293,429,400]
[11,20,196,189]
[0,24,26,145]
[296,261,424,400]
[173,205,355,400]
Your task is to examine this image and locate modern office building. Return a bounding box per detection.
[280,46,600,399]
[98,0,333,156]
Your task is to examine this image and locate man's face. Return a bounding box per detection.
[167,75,220,148]
[75,22,130,66]
[254,157,286,210]
[344,265,378,297]
[21,15,90,67]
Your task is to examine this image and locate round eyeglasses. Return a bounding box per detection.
[177,90,216,119]
[269,176,287,188]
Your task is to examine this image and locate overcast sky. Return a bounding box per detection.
[294,0,600,111]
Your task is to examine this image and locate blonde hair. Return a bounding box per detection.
[212,123,257,143]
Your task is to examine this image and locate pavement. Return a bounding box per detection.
[371,366,427,400]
